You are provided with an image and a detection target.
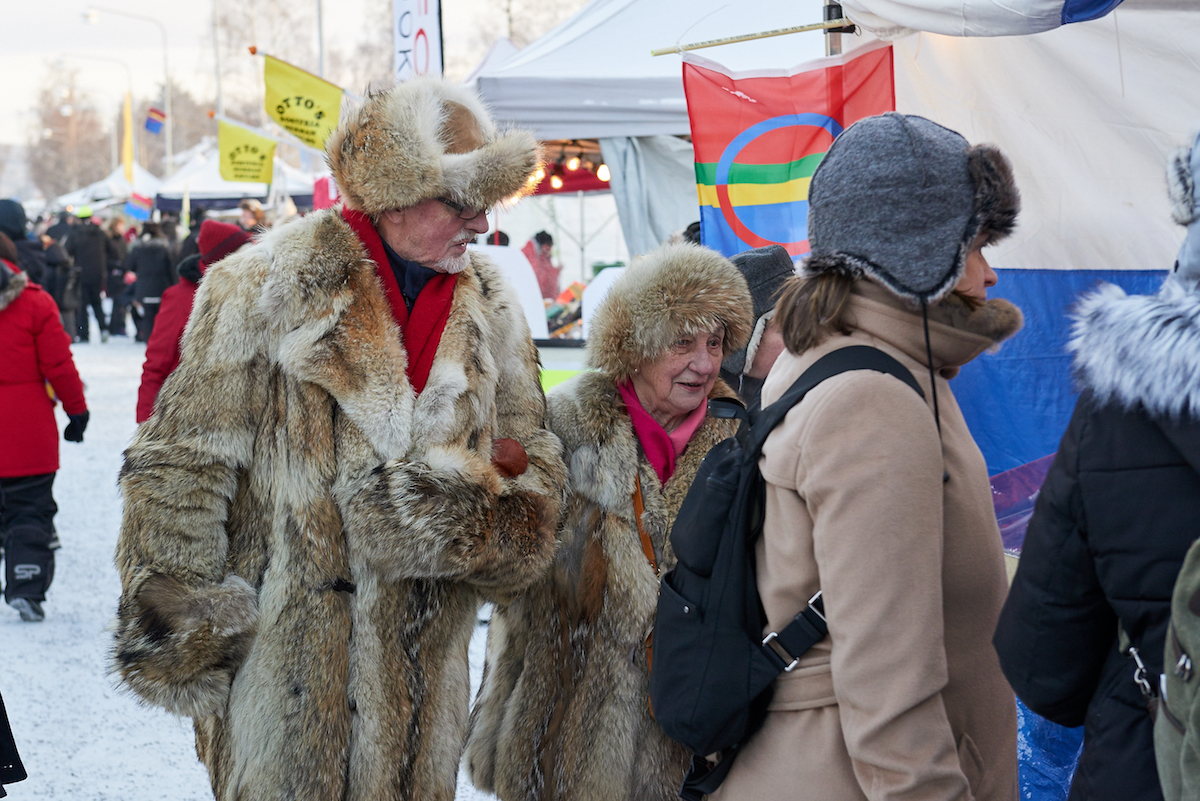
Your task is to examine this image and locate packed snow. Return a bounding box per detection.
[1,321,496,800]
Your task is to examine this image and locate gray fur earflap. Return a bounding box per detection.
[586,242,752,383]
[326,76,540,215]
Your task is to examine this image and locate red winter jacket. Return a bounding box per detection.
[136,276,197,423]
[0,264,87,477]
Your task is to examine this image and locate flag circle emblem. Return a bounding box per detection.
[715,113,843,256]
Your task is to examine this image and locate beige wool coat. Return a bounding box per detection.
[111,209,565,801]
[465,371,741,801]
[712,282,1021,801]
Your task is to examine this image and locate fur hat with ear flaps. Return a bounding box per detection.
[587,241,753,384]
[804,112,1020,304]
[325,76,540,215]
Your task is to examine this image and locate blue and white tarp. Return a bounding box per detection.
[842,0,1126,37]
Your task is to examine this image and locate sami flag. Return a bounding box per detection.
[144,107,166,135]
[683,41,894,260]
[124,193,153,221]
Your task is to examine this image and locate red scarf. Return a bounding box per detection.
[341,208,458,393]
[618,381,708,486]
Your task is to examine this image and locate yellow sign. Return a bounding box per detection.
[263,55,343,148]
[122,92,134,184]
[218,121,276,184]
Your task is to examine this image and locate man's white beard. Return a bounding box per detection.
[435,251,470,274]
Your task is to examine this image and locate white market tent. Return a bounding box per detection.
[154,147,316,212]
[51,163,163,211]
[474,0,1199,273]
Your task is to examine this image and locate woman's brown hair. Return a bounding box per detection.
[775,272,856,355]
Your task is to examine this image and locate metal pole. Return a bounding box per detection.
[212,4,224,116]
[86,7,173,175]
[825,1,842,56]
[578,190,585,282]
[316,0,325,78]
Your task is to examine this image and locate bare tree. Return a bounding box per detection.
[27,63,111,200]
[327,0,394,95]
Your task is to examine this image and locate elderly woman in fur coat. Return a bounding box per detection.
[465,242,752,800]
[709,114,1022,800]
[995,131,1200,801]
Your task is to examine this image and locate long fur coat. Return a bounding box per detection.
[465,370,740,800]
[112,208,565,801]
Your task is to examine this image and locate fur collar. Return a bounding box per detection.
[1070,275,1200,418]
[0,266,27,311]
[548,371,738,514]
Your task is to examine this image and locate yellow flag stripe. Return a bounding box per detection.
[696,176,812,208]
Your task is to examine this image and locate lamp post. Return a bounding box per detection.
[84,5,173,176]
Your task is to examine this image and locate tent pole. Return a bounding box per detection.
[651,17,853,56]
[578,190,585,282]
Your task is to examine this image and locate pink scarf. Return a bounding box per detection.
[618,381,708,486]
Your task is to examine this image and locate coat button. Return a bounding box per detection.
[683,605,690,614]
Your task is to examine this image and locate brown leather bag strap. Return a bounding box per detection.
[633,472,658,577]
[633,472,658,679]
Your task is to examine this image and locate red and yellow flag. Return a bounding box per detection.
[684,42,894,259]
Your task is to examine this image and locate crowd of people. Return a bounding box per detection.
[1,74,1198,801]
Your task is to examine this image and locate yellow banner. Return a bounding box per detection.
[263,55,342,148]
[218,120,276,184]
[122,92,134,184]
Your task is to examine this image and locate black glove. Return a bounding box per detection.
[64,411,89,443]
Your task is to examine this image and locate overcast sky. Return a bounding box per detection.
[0,0,489,147]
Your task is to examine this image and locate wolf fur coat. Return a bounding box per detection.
[465,371,740,800]
[112,208,565,801]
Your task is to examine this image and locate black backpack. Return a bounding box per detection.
[649,345,924,800]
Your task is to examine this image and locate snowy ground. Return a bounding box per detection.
[2,321,496,800]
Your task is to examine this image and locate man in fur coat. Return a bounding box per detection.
[111,77,566,801]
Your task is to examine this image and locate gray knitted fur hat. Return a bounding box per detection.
[587,242,753,384]
[804,113,1019,304]
[722,245,795,375]
[325,76,540,215]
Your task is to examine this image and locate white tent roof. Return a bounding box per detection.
[470,0,828,140]
[52,163,162,209]
[155,147,315,201]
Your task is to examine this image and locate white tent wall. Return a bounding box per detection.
[598,134,699,256]
[491,192,629,285]
[890,6,1196,273]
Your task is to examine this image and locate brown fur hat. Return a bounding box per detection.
[587,242,753,383]
[325,76,540,215]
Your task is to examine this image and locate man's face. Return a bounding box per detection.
[379,199,490,274]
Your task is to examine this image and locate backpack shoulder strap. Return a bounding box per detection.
[749,345,925,457]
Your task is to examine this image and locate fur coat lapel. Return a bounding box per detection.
[1070,275,1200,419]
[248,209,497,460]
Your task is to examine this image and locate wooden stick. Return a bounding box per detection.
[651,18,852,57]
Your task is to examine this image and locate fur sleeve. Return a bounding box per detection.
[112,263,264,717]
[463,273,565,600]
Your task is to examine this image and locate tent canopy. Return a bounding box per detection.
[52,163,162,210]
[471,0,829,141]
[154,148,316,211]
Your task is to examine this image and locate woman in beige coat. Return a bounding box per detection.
[711,113,1022,801]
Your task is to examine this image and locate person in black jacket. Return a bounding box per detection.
[0,689,27,798]
[125,222,176,342]
[994,135,1200,801]
[64,207,117,342]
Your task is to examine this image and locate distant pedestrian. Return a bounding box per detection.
[719,244,796,406]
[0,200,45,287]
[105,218,131,336]
[238,198,267,232]
[136,220,251,423]
[44,212,73,244]
[64,206,115,342]
[174,205,206,266]
[522,230,561,300]
[125,222,176,342]
[0,232,88,623]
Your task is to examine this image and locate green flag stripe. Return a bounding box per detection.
[694,153,826,186]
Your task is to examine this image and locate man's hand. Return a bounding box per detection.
[64,411,89,443]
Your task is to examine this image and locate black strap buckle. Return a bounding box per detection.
[761,591,827,673]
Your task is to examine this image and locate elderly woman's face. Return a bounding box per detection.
[633,326,725,429]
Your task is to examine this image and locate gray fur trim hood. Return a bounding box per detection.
[586,242,753,383]
[1070,274,1200,419]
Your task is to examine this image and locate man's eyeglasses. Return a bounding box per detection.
[436,197,485,220]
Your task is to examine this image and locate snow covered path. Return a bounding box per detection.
[2,334,495,800]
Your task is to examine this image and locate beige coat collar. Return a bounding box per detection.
[846,281,1023,378]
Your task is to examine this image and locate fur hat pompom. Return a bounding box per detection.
[586,242,753,383]
[325,77,540,215]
